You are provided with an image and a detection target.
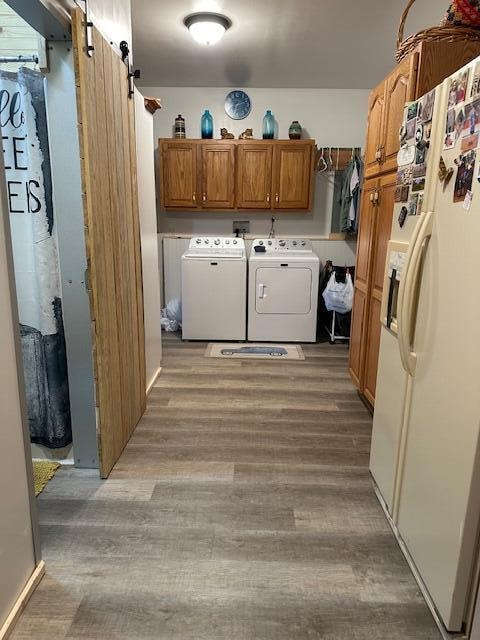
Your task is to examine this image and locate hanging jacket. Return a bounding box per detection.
[339,156,363,233]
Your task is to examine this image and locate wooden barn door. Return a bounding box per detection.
[72,10,146,477]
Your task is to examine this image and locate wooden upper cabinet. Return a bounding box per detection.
[272,143,313,210]
[237,144,273,209]
[364,54,417,179]
[382,53,418,174]
[200,143,236,209]
[161,141,198,209]
[159,139,315,212]
[364,81,386,178]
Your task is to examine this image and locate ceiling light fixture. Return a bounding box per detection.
[184,12,232,46]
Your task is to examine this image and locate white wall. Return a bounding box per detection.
[134,88,162,390]
[140,85,369,238]
[0,156,38,631]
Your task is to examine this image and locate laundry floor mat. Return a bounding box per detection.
[206,343,305,360]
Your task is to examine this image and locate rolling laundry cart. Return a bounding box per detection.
[318,261,355,344]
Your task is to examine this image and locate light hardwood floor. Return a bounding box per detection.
[11,334,441,639]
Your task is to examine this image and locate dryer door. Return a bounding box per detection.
[255,267,312,314]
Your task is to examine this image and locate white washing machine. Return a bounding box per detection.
[181,237,247,340]
[248,238,320,342]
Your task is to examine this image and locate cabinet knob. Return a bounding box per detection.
[192,192,196,203]
[266,193,270,203]
[275,193,279,204]
[370,192,374,203]
[203,193,207,203]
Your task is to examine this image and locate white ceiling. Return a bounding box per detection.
[132,0,443,89]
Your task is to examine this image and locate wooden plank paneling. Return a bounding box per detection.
[72,10,146,478]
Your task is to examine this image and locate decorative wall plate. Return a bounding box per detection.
[225,90,251,120]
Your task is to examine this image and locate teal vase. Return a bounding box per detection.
[201,110,213,139]
[262,110,275,139]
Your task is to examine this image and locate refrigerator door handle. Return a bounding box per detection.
[397,212,433,376]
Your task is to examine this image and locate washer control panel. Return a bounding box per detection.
[252,238,312,254]
[189,237,245,250]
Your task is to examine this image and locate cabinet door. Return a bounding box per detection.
[361,174,396,406]
[161,141,198,208]
[272,143,313,210]
[237,144,273,209]
[349,178,377,388]
[364,80,386,178]
[382,53,418,174]
[349,286,368,389]
[200,143,236,209]
[362,296,382,405]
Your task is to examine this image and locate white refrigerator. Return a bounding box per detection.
[370,56,480,634]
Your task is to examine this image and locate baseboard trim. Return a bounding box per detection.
[0,561,46,640]
[146,366,162,396]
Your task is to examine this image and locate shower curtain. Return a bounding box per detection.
[0,66,72,448]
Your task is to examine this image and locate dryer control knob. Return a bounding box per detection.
[233,239,238,244]
[195,238,201,244]
[204,239,209,243]
[225,240,230,244]
[292,241,297,246]
[259,240,264,245]
[279,240,286,247]
[301,241,306,246]
[214,239,220,245]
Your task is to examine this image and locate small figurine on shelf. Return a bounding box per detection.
[220,127,235,139]
[239,128,254,139]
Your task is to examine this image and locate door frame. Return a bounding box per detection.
[0,152,41,565]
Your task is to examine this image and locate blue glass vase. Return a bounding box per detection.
[262,110,275,139]
[201,110,213,139]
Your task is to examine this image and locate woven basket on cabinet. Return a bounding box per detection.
[396,0,480,63]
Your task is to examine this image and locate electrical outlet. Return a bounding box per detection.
[233,221,250,235]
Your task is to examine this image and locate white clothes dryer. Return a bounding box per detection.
[248,239,320,342]
[181,237,246,340]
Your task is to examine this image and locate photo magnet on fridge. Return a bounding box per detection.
[413,163,427,178]
[471,62,480,100]
[394,185,410,202]
[396,167,413,186]
[461,133,480,152]
[448,68,470,107]
[454,150,476,203]
[398,206,408,228]
[405,118,416,140]
[463,190,473,212]
[462,100,480,137]
[412,177,426,192]
[407,101,419,121]
[420,90,435,123]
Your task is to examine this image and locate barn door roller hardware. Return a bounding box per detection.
[119,41,141,99]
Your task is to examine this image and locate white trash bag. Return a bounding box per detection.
[322,272,354,314]
[161,298,182,332]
